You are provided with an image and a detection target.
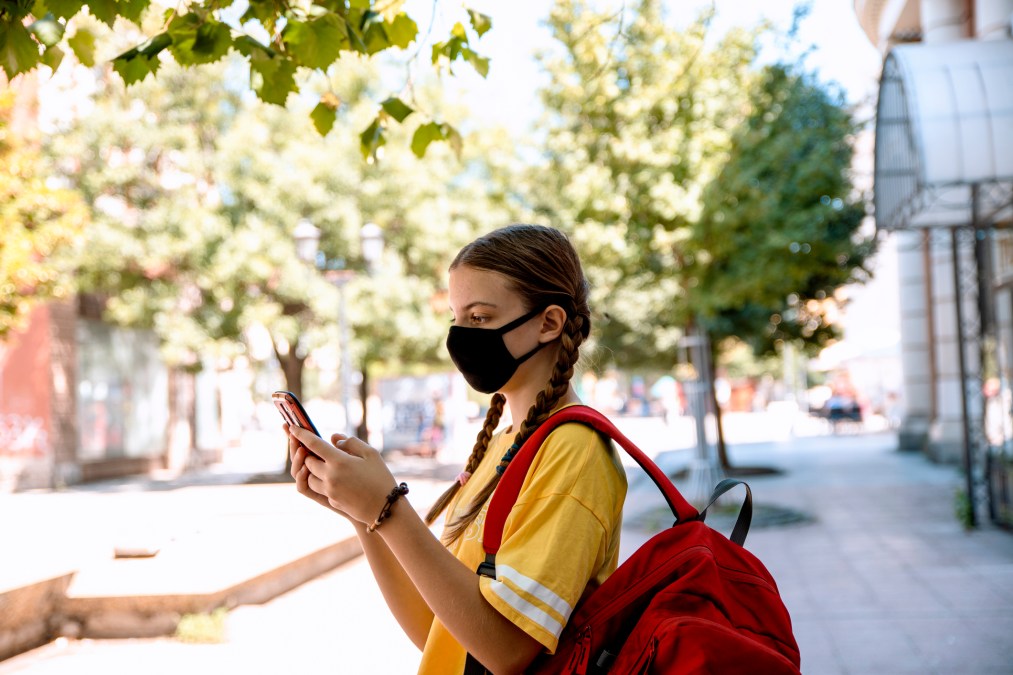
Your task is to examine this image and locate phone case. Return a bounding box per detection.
[272,390,321,437]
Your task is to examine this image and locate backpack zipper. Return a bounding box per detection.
[568,627,592,675]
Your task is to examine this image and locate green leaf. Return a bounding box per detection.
[380,96,413,123]
[168,14,232,66]
[43,0,83,21]
[240,0,278,31]
[28,14,65,47]
[0,23,42,79]
[466,9,491,37]
[444,123,463,157]
[385,12,417,48]
[461,46,488,77]
[111,49,160,85]
[41,44,64,71]
[67,27,95,66]
[310,101,337,135]
[431,36,464,67]
[250,52,297,105]
[359,117,386,161]
[450,22,467,39]
[410,121,443,158]
[233,35,274,58]
[349,0,370,8]
[118,0,151,24]
[362,16,391,55]
[283,14,345,69]
[191,20,232,63]
[32,1,51,19]
[86,0,117,27]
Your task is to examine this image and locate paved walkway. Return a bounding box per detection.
[2,423,1012,674]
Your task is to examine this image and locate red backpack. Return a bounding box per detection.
[473,405,801,674]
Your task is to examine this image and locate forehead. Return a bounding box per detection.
[448,265,518,309]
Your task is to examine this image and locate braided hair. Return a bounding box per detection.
[425,225,592,545]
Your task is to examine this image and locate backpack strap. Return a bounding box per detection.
[481,405,699,561]
[699,478,753,546]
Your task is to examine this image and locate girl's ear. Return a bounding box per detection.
[538,305,568,343]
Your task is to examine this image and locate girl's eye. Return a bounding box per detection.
[470,314,490,325]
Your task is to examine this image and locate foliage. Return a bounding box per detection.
[43,55,521,393]
[688,63,877,358]
[0,85,87,341]
[1,0,492,158]
[532,1,873,372]
[531,0,763,369]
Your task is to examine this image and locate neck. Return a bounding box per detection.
[502,382,581,434]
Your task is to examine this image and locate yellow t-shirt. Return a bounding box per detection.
[417,409,628,674]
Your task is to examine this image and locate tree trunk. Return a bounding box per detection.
[356,362,370,442]
[707,343,732,471]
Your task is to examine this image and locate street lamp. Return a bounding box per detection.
[355,222,384,441]
[292,219,355,433]
[293,219,321,265]
[361,222,384,272]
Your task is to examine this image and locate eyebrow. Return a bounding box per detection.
[462,301,498,312]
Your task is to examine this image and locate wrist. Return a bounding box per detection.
[366,482,410,533]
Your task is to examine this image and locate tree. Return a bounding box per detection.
[530,1,874,473]
[2,0,492,157]
[0,83,87,341]
[43,53,523,466]
[687,63,877,470]
[530,0,762,370]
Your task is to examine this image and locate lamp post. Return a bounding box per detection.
[293,218,355,434]
[355,222,384,440]
[327,269,355,434]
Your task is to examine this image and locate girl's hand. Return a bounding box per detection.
[288,425,399,525]
[285,424,351,519]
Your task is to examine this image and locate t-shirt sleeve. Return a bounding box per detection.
[478,426,624,652]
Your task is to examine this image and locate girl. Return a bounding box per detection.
[286,224,627,674]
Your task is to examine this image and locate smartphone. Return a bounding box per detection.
[273,390,321,438]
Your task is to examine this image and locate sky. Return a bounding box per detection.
[404,0,885,136]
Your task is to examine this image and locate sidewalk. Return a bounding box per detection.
[669,431,1013,674]
[2,421,1012,673]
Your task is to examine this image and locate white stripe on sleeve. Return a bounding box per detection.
[490,565,575,634]
[488,577,567,639]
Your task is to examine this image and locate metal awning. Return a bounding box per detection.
[875,39,1013,231]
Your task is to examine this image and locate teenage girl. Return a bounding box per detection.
[286,224,627,674]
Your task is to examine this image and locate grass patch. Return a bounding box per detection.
[954,488,974,530]
[175,607,228,644]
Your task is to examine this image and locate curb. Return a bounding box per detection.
[0,535,363,660]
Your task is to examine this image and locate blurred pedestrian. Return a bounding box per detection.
[285,224,627,674]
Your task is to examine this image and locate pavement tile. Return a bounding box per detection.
[791,617,847,675]
[903,616,1013,674]
[823,617,926,674]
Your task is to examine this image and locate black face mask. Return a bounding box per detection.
[446,306,548,394]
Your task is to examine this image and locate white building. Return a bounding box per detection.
[855,0,1013,525]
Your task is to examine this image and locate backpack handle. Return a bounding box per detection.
[700,478,752,546]
[482,405,699,557]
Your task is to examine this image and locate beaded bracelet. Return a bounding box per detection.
[366,482,410,533]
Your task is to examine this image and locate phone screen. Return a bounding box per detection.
[272,390,321,437]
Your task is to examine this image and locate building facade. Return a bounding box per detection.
[856,0,1013,526]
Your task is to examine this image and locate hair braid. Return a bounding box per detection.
[437,315,586,545]
[425,393,505,529]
